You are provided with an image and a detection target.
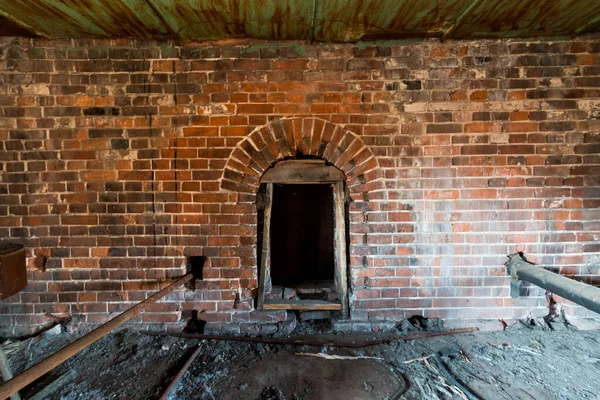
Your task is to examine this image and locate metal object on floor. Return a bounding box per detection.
[159,347,202,400]
[142,327,478,348]
[0,271,197,400]
[506,253,600,315]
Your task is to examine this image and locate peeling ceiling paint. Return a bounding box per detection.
[0,0,598,42]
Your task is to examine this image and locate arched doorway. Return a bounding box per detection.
[220,117,385,321]
[256,158,349,318]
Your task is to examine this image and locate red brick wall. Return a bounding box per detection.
[1,36,599,336]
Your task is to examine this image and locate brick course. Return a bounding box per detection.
[1,36,599,336]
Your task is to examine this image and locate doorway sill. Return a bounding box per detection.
[263,299,342,311]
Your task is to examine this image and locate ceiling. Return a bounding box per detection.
[0,0,599,42]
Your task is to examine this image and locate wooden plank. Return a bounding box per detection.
[274,159,325,167]
[265,180,339,185]
[261,164,345,184]
[257,183,273,309]
[263,300,342,311]
[333,182,349,318]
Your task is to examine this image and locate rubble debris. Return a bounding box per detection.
[520,317,553,330]
[29,370,76,400]
[398,316,444,332]
[266,286,283,300]
[1,340,22,358]
[542,293,574,331]
[545,293,562,322]
[282,287,297,300]
[259,385,285,400]
[42,313,72,326]
[396,319,418,332]
[264,287,302,302]
[43,325,63,337]
[276,313,297,336]
[438,346,461,359]
[299,311,331,321]
[0,346,20,400]
[583,355,600,364]
[0,271,197,400]
[459,350,471,363]
[436,375,469,400]
[515,347,541,356]
[413,378,432,399]
[4,327,600,399]
[403,355,432,364]
[402,347,479,399]
[432,353,480,400]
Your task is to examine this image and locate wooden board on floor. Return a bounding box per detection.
[263,300,342,311]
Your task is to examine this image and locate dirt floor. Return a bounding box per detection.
[3,319,600,400]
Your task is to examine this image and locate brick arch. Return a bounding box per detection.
[220,117,382,199]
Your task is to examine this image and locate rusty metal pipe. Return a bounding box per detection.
[142,327,478,348]
[506,253,600,315]
[0,273,193,400]
[158,346,202,400]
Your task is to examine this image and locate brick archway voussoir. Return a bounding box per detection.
[221,117,380,198]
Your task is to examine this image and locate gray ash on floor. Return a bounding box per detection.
[2,321,600,400]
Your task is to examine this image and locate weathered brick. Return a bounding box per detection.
[0,36,599,336]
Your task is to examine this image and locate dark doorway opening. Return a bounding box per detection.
[256,159,349,316]
[270,184,334,286]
